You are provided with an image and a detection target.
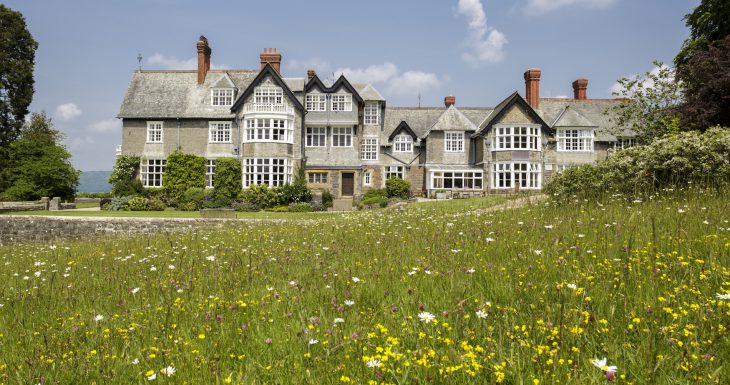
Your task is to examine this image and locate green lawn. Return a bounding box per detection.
[0,191,728,384]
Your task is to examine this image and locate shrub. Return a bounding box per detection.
[77,192,112,198]
[309,202,326,212]
[126,196,149,211]
[545,127,730,201]
[162,151,206,204]
[364,188,388,200]
[379,197,389,208]
[280,166,312,204]
[180,187,205,211]
[321,189,333,208]
[232,201,260,212]
[99,198,112,208]
[362,196,382,206]
[239,184,282,208]
[288,202,313,212]
[106,196,131,211]
[109,155,141,197]
[111,178,144,197]
[264,205,289,212]
[385,177,411,199]
[212,158,242,206]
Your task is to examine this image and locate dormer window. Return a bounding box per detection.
[557,129,594,151]
[394,134,412,152]
[255,87,283,104]
[211,89,234,106]
[364,102,379,125]
[331,94,352,111]
[306,94,326,111]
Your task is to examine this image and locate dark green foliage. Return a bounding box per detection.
[264,205,289,212]
[212,158,241,206]
[76,192,112,198]
[288,202,313,212]
[146,197,166,211]
[321,189,333,208]
[280,166,312,204]
[309,202,325,212]
[106,196,130,211]
[674,0,730,69]
[385,177,411,199]
[544,127,730,201]
[364,188,388,200]
[111,178,144,197]
[126,196,149,211]
[162,151,205,204]
[0,5,37,191]
[239,184,282,208]
[180,187,205,211]
[379,197,389,208]
[0,112,79,201]
[231,201,260,212]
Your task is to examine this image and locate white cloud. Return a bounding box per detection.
[286,57,332,76]
[386,71,442,96]
[88,118,121,133]
[609,64,673,96]
[146,53,228,70]
[55,103,82,121]
[333,63,442,97]
[525,0,614,15]
[456,0,507,66]
[335,63,399,84]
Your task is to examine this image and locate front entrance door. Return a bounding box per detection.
[341,172,354,196]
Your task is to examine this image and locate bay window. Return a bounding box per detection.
[430,171,483,190]
[243,158,292,188]
[244,118,293,143]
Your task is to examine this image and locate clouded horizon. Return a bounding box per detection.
[6,0,696,171]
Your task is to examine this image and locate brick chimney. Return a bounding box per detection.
[197,36,211,85]
[260,48,282,75]
[524,68,541,109]
[307,69,316,81]
[444,95,456,107]
[572,78,588,100]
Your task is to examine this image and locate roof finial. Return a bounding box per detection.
[418,92,421,108]
[137,53,143,71]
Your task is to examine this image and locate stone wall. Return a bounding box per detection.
[0,216,281,246]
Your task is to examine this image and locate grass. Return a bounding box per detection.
[0,190,728,384]
[0,209,342,220]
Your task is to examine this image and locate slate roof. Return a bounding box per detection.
[353,84,385,101]
[381,107,492,144]
[550,105,596,127]
[537,98,627,141]
[423,105,479,137]
[118,69,305,119]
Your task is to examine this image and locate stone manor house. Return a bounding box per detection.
[117,36,633,198]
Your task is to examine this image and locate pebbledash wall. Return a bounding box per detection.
[0,216,282,246]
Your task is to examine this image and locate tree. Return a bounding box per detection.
[0,112,80,201]
[0,5,38,191]
[674,0,730,69]
[162,151,205,204]
[608,62,684,144]
[676,36,730,129]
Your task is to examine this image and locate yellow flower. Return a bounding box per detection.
[198,334,205,339]
[224,377,232,384]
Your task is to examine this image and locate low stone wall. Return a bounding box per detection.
[0,216,280,246]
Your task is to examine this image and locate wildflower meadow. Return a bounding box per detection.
[0,190,728,384]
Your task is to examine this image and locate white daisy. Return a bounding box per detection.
[366,359,383,368]
[418,312,436,323]
[162,366,176,376]
[476,310,488,319]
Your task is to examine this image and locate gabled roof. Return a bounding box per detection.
[423,105,479,138]
[381,107,491,145]
[230,63,304,112]
[304,75,328,93]
[474,91,551,137]
[551,105,597,127]
[329,75,364,103]
[388,121,418,141]
[354,84,385,102]
[211,73,236,89]
[537,98,628,141]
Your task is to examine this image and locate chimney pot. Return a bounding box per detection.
[572,78,588,100]
[444,95,456,107]
[260,47,283,75]
[197,36,211,85]
[524,68,541,109]
[307,69,316,81]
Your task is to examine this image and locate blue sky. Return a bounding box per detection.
[6,0,697,171]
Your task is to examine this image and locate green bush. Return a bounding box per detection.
[321,189,333,208]
[288,202,313,212]
[385,177,411,199]
[545,127,730,201]
[362,196,382,206]
[280,166,312,204]
[162,152,206,204]
[76,192,112,198]
[310,202,326,212]
[126,196,148,211]
[232,201,260,212]
[212,158,241,206]
[111,178,144,197]
[106,196,131,211]
[147,197,166,211]
[264,205,289,212]
[379,197,389,208]
[180,187,205,211]
[109,155,141,197]
[364,188,388,200]
[239,184,282,208]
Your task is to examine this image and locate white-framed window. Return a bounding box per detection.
[494,126,540,150]
[141,159,166,187]
[445,132,464,152]
[211,89,234,106]
[206,159,216,188]
[331,94,352,111]
[385,166,404,180]
[361,138,378,160]
[305,94,326,111]
[430,171,483,190]
[244,118,293,143]
[557,129,594,151]
[616,137,637,149]
[306,127,326,147]
[332,127,352,147]
[243,158,292,188]
[146,121,163,143]
[363,171,372,186]
[364,102,379,125]
[307,172,328,184]
[209,121,232,143]
[254,86,283,104]
[492,162,541,189]
[394,134,413,152]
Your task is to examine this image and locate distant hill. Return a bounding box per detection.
[78,171,112,193]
